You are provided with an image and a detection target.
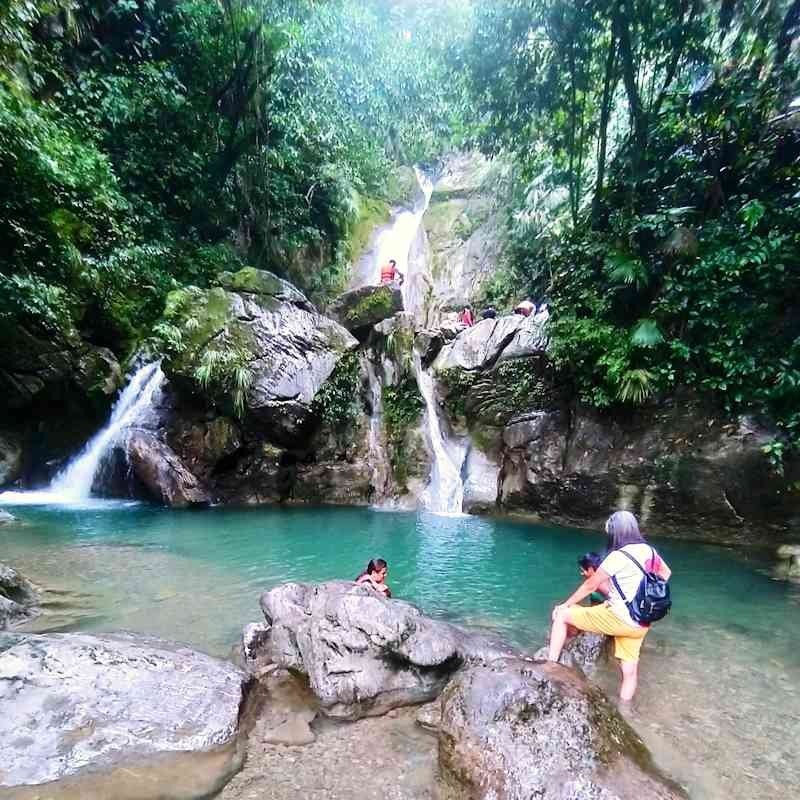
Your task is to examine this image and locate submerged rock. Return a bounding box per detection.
[330,284,404,332]
[126,430,211,507]
[438,658,687,800]
[255,581,517,720]
[0,562,38,629]
[0,632,249,789]
[774,543,800,581]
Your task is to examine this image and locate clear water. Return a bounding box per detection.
[1,504,797,799]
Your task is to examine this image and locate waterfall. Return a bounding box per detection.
[364,357,392,505]
[413,352,466,515]
[0,362,164,505]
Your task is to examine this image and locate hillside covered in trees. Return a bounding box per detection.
[2,0,800,469]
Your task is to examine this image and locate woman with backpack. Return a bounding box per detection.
[547,510,672,701]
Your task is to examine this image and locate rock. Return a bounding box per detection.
[438,657,687,800]
[241,622,273,676]
[461,446,500,513]
[262,709,317,746]
[74,345,123,404]
[433,315,527,372]
[168,415,242,482]
[533,631,610,675]
[415,701,442,732]
[774,544,800,581]
[256,581,519,720]
[162,269,358,446]
[0,632,249,788]
[126,430,211,507]
[497,312,549,362]
[0,562,38,629]
[330,284,404,332]
[414,329,444,366]
[0,430,24,486]
[777,543,800,559]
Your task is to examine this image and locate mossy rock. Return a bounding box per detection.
[383,166,419,207]
[218,267,312,308]
[345,195,391,265]
[330,285,403,332]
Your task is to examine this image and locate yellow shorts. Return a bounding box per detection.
[568,603,648,663]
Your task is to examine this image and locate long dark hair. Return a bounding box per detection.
[605,511,646,552]
[357,558,387,580]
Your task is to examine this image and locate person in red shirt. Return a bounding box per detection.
[459,305,474,326]
[380,259,404,285]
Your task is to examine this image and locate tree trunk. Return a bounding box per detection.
[592,34,618,223]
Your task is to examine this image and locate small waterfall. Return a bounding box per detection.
[413,352,465,515]
[364,358,392,505]
[0,362,164,505]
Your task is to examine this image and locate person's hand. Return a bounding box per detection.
[551,603,569,621]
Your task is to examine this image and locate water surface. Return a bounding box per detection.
[1,504,796,799]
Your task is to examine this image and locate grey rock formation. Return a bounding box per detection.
[533,631,610,675]
[0,430,23,486]
[256,581,518,720]
[0,632,249,788]
[438,658,687,800]
[127,430,211,507]
[163,268,358,446]
[498,406,800,543]
[0,562,38,629]
[330,284,404,332]
[775,543,800,581]
[434,315,527,372]
[414,329,444,366]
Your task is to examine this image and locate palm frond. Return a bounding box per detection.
[631,318,664,348]
[618,369,656,404]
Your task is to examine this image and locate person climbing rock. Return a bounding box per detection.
[355,558,392,598]
[459,305,474,327]
[380,259,404,286]
[514,298,536,317]
[547,511,672,702]
[481,306,497,320]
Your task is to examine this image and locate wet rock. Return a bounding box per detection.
[74,345,123,403]
[775,543,800,581]
[0,632,249,788]
[438,657,687,800]
[434,315,526,372]
[533,631,610,675]
[127,430,211,507]
[256,581,519,720]
[162,269,357,446]
[461,446,500,513]
[262,709,317,746]
[414,329,444,366]
[0,562,38,629]
[0,430,24,486]
[330,284,404,332]
[241,622,273,676]
[415,701,442,732]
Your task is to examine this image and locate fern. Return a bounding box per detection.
[630,318,664,348]
[618,369,656,404]
[606,252,650,291]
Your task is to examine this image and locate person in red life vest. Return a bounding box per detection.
[380,258,404,285]
[459,305,474,326]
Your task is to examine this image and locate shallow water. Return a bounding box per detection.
[1,504,797,799]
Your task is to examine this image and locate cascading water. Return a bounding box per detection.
[364,357,392,505]
[413,352,465,515]
[0,362,164,505]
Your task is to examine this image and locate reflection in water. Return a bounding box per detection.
[1,504,798,799]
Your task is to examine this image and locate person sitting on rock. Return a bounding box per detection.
[481,306,497,319]
[355,558,392,598]
[459,305,474,327]
[380,259,404,286]
[547,511,672,702]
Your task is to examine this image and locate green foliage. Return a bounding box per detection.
[195,346,254,418]
[437,368,478,419]
[382,374,424,488]
[312,352,361,429]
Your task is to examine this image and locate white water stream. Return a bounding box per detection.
[364,357,392,505]
[413,352,466,515]
[0,362,164,506]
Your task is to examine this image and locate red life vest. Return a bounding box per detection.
[380,263,396,283]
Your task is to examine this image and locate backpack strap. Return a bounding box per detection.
[618,547,648,576]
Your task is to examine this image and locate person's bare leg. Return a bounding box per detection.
[619,660,639,701]
[547,608,571,661]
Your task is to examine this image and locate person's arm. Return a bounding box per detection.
[396,268,404,284]
[551,568,610,619]
[657,559,671,581]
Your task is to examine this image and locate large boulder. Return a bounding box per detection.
[438,658,687,800]
[0,429,24,486]
[256,581,517,720]
[126,430,211,507]
[434,313,547,373]
[0,562,39,629]
[162,268,358,446]
[330,284,404,332]
[0,632,250,790]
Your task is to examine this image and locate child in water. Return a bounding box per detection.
[355,558,392,598]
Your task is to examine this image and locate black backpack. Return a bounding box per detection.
[611,547,672,624]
